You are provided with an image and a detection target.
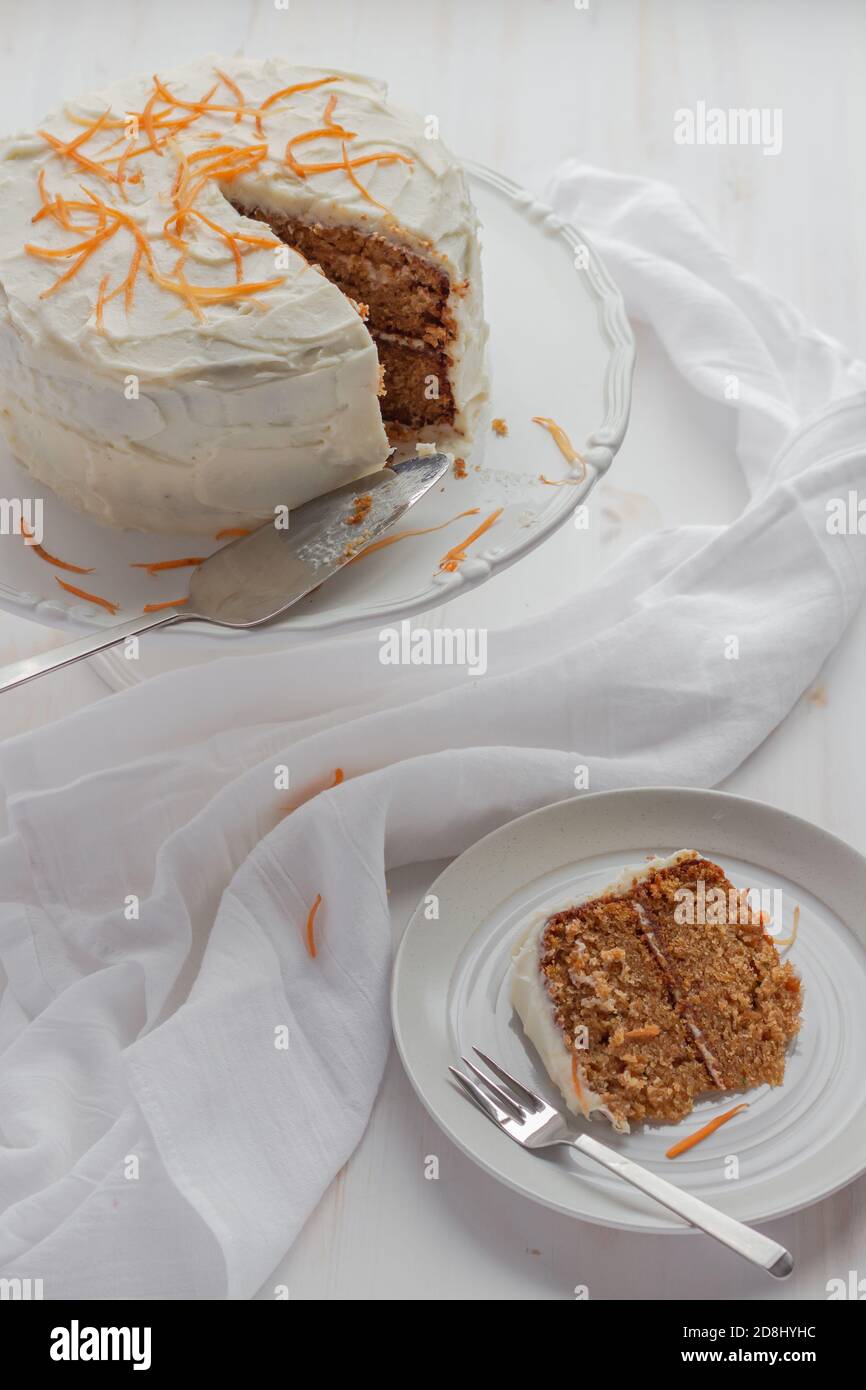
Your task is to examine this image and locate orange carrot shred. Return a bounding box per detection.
[438,508,503,573]
[346,509,479,565]
[532,416,588,481]
[94,273,110,331]
[331,768,344,786]
[142,597,189,613]
[773,905,800,949]
[571,1054,589,1116]
[666,1104,749,1159]
[215,527,250,540]
[55,577,118,614]
[284,123,357,177]
[341,140,389,212]
[305,893,322,959]
[19,519,94,574]
[215,67,246,123]
[131,556,205,575]
[259,75,339,114]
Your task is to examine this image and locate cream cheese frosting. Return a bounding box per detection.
[510,852,702,1133]
[0,55,487,534]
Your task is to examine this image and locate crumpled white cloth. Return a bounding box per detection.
[1,163,865,1300]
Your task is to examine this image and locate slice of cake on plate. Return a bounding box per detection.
[0,56,487,534]
[511,851,802,1133]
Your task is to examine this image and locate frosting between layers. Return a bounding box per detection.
[0,55,488,534]
[510,851,702,1134]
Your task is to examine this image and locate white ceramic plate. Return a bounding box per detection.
[0,163,633,653]
[391,788,866,1233]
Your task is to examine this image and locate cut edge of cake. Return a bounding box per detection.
[511,850,803,1135]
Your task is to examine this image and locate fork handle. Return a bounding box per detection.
[0,610,186,695]
[571,1132,793,1277]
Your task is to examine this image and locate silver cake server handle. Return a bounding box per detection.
[0,610,185,695]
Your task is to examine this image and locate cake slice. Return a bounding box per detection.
[511,851,802,1133]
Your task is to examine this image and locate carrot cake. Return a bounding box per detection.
[0,57,487,534]
[511,851,802,1132]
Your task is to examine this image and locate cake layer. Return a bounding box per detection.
[512,852,802,1133]
[630,858,802,1092]
[234,207,455,346]
[375,335,455,428]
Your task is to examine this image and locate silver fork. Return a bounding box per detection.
[450,1048,793,1279]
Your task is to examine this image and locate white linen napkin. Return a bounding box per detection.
[1,163,864,1300]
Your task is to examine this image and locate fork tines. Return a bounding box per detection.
[449,1047,546,1127]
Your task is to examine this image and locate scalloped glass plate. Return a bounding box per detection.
[0,163,633,653]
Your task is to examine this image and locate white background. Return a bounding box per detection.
[0,0,864,1299]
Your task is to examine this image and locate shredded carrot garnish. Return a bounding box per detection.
[55,577,118,614]
[259,75,339,115]
[491,418,508,436]
[63,107,113,155]
[139,84,163,156]
[346,508,479,565]
[19,519,94,574]
[305,892,322,959]
[94,273,110,332]
[215,527,250,540]
[539,473,581,486]
[284,123,357,177]
[142,597,189,613]
[37,127,120,184]
[571,1054,589,1117]
[340,140,388,212]
[666,1104,748,1159]
[438,508,503,573]
[532,416,587,480]
[622,1026,662,1041]
[280,767,348,818]
[773,905,800,949]
[131,556,205,575]
[29,69,418,325]
[215,68,246,123]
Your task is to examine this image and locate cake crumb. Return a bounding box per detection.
[345,493,373,526]
[491,417,508,436]
[453,457,467,478]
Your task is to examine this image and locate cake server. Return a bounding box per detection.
[451,1047,794,1279]
[0,454,449,695]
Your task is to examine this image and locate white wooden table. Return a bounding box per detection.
[1,0,864,1300]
